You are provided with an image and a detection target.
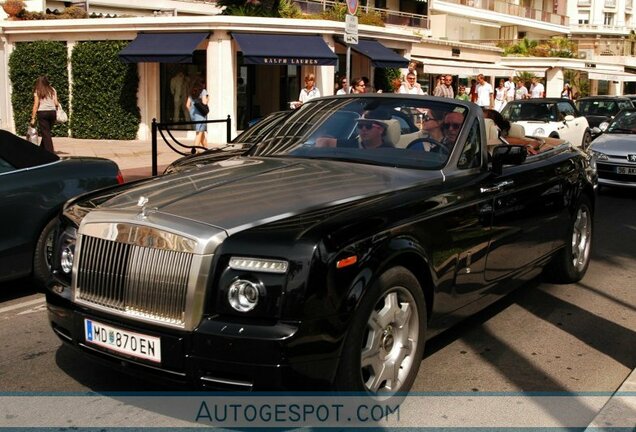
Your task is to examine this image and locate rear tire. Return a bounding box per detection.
[33,218,59,290]
[335,266,426,394]
[545,195,593,283]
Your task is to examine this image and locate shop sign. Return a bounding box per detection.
[262,58,320,65]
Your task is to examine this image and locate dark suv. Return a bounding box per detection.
[575,96,634,138]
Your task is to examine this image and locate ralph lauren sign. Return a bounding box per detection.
[263,58,320,65]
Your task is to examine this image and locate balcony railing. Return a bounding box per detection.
[293,0,430,30]
[578,0,591,5]
[604,0,617,7]
[627,0,633,10]
[440,0,569,26]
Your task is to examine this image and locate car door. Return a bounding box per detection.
[483,153,570,282]
[557,100,586,145]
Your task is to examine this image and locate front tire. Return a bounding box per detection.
[546,195,593,283]
[33,218,59,289]
[581,131,591,150]
[335,266,426,394]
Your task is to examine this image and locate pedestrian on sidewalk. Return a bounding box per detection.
[434,75,454,98]
[186,77,208,148]
[30,76,58,153]
[398,72,424,95]
[475,74,494,109]
[494,79,507,112]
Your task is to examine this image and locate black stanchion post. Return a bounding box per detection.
[226,115,231,144]
[151,118,158,176]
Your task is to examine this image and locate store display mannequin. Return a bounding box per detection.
[170,71,189,122]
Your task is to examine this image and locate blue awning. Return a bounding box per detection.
[232,33,338,66]
[341,39,409,68]
[119,32,209,63]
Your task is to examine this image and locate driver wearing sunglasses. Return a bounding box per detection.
[315,110,396,149]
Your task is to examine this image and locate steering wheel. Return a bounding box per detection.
[406,138,450,157]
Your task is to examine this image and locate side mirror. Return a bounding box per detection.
[491,145,527,175]
[598,121,609,132]
[591,126,602,136]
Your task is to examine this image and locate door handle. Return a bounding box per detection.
[481,180,514,194]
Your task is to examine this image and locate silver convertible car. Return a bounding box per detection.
[589,107,636,188]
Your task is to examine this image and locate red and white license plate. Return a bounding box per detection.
[84,319,161,363]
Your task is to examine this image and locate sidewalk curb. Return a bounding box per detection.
[585,367,636,430]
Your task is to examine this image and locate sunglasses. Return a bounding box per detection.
[444,122,462,130]
[357,122,382,130]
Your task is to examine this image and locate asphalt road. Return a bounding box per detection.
[0,189,634,399]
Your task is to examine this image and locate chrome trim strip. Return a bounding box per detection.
[200,376,254,389]
[81,222,197,253]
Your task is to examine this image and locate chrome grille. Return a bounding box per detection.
[76,235,193,326]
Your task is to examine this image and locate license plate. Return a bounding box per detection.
[84,319,161,363]
[617,166,636,175]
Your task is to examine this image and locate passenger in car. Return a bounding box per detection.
[440,111,465,149]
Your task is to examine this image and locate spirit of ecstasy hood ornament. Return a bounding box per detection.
[137,196,151,219]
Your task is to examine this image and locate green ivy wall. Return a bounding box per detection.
[8,39,140,140]
[8,41,69,137]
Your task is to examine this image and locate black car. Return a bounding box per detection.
[0,130,122,286]
[575,96,634,138]
[46,95,596,394]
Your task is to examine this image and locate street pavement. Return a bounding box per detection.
[51,135,636,428]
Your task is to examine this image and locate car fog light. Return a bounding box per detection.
[61,247,74,274]
[228,279,261,312]
[229,257,288,274]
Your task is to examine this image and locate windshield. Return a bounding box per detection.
[501,102,555,122]
[577,100,631,117]
[251,96,469,169]
[606,109,636,134]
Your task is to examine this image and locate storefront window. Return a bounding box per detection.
[160,51,206,129]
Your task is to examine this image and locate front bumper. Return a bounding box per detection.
[596,162,636,188]
[46,290,341,390]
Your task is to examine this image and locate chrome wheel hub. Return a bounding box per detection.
[361,287,419,393]
[571,206,591,272]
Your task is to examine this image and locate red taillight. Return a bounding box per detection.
[116,170,125,184]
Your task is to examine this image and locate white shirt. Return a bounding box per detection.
[476,82,493,107]
[398,83,424,95]
[336,88,349,95]
[299,86,321,103]
[530,83,544,98]
[504,80,515,100]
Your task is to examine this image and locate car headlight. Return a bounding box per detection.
[591,150,609,161]
[60,246,74,274]
[228,279,262,312]
[533,127,546,137]
[599,122,609,132]
[229,257,288,274]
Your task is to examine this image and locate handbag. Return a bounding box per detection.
[26,125,39,145]
[194,98,209,116]
[56,103,68,123]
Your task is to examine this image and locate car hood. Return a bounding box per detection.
[589,133,636,155]
[92,157,442,234]
[584,115,612,128]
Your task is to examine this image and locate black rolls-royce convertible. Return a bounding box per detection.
[45,95,597,394]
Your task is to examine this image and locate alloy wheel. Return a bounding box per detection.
[571,206,592,272]
[360,287,420,393]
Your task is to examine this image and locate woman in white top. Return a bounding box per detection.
[295,73,320,107]
[494,79,507,112]
[30,76,58,153]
